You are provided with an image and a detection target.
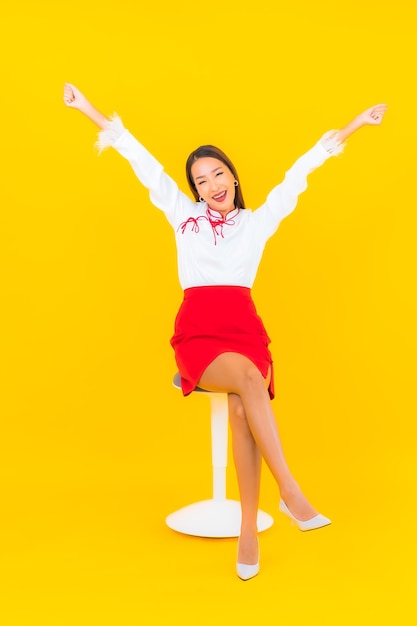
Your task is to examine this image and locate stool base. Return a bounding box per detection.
[166,499,274,538]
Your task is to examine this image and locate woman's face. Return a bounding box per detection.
[191,157,237,215]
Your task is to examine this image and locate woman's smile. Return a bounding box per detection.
[212,190,227,202]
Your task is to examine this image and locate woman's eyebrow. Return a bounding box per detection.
[194,167,223,180]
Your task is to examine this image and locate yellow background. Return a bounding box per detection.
[1,0,416,623]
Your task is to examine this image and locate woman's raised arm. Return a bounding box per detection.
[63,82,195,225]
[63,83,108,129]
[336,103,388,143]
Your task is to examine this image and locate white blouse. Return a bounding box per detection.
[97,116,343,290]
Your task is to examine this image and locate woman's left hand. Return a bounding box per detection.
[358,104,388,126]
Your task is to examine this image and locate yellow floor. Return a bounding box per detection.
[1,400,415,625]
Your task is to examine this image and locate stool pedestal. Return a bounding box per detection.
[166,374,274,538]
[166,499,274,538]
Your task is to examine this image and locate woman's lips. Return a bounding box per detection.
[212,191,227,202]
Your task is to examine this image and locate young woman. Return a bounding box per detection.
[63,83,386,580]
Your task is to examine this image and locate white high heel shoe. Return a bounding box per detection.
[279,499,331,532]
[236,538,260,581]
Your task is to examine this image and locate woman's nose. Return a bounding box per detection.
[209,177,220,191]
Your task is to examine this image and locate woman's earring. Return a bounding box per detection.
[199,197,205,203]
[234,180,239,187]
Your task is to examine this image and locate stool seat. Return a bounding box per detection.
[165,373,274,538]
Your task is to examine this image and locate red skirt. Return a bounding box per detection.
[170,285,275,399]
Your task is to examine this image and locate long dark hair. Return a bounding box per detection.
[185,145,246,210]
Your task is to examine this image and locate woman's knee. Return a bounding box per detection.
[228,393,251,434]
[228,361,267,399]
[229,393,246,421]
[240,361,266,392]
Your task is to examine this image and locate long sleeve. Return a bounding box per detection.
[252,131,344,239]
[96,115,195,226]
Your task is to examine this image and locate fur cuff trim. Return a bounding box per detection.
[95,114,125,153]
[321,130,345,156]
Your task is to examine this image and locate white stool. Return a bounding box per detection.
[165,372,274,538]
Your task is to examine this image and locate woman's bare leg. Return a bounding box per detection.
[198,352,318,521]
[228,393,261,565]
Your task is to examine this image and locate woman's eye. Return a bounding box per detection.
[216,172,223,177]
[198,181,206,186]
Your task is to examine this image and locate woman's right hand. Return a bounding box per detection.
[63,83,87,110]
[63,83,108,129]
